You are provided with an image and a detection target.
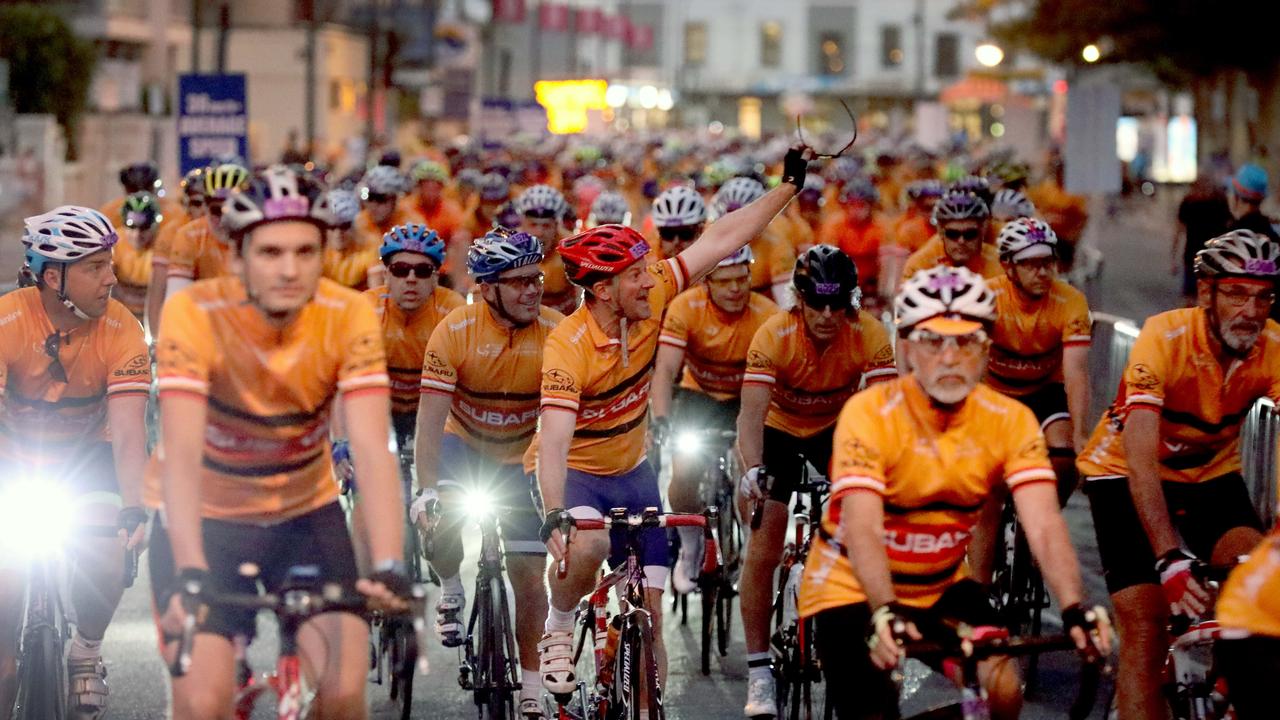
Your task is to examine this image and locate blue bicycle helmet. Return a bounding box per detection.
[380,223,445,264]
[467,228,544,282]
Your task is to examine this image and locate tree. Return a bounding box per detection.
[0,3,96,158]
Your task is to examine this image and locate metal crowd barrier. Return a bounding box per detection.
[1090,313,1278,527]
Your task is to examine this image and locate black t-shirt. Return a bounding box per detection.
[1178,193,1233,260]
[1229,209,1280,244]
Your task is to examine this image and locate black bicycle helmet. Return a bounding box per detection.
[120,162,161,194]
[793,244,861,311]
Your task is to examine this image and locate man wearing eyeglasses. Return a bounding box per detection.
[735,244,896,718]
[1078,229,1280,720]
[354,166,425,250]
[901,189,1002,284]
[515,185,579,315]
[412,229,562,719]
[0,206,150,719]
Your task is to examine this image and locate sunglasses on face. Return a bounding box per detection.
[45,333,67,383]
[387,262,436,279]
[186,196,206,208]
[658,226,699,242]
[493,272,545,290]
[523,208,560,220]
[943,228,982,241]
[366,193,396,204]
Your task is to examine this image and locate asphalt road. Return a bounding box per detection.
[79,191,1189,717]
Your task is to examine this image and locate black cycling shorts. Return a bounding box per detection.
[1084,473,1263,595]
[149,502,361,641]
[1013,382,1070,431]
[671,387,739,434]
[1215,636,1280,720]
[814,580,1001,720]
[392,411,416,451]
[761,425,834,503]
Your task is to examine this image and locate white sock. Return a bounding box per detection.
[441,574,464,596]
[677,526,702,555]
[544,604,576,634]
[68,633,103,662]
[747,652,772,682]
[521,668,541,701]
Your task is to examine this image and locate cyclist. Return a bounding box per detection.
[587,190,633,228]
[100,161,181,230]
[1077,229,1277,720]
[1215,527,1280,719]
[466,172,511,238]
[988,218,1092,503]
[355,165,423,248]
[651,246,780,593]
[408,160,466,243]
[736,244,896,717]
[817,177,892,295]
[147,166,410,720]
[114,191,164,322]
[892,179,944,254]
[535,147,812,701]
[414,229,562,719]
[516,184,579,315]
[782,175,824,254]
[363,224,463,459]
[649,185,707,260]
[0,207,150,719]
[713,177,796,306]
[149,168,208,323]
[154,162,251,331]
[322,188,383,291]
[799,265,1110,720]
[901,190,1002,283]
[990,188,1037,231]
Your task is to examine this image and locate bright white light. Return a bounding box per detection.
[1082,44,1101,63]
[708,121,725,134]
[0,479,74,556]
[638,85,659,110]
[675,431,703,456]
[990,122,1005,138]
[975,42,1004,68]
[605,84,629,109]
[460,488,495,519]
[656,89,674,112]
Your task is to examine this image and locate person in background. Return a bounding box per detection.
[1173,174,1233,301]
[818,177,892,298]
[893,179,944,255]
[323,189,384,291]
[114,192,163,322]
[355,166,423,248]
[1227,163,1279,243]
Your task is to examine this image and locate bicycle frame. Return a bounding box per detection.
[459,509,521,718]
[11,551,68,720]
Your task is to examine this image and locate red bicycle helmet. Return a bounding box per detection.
[559,224,651,285]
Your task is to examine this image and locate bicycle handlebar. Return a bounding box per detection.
[559,508,722,579]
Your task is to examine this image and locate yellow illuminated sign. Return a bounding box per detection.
[534,79,609,134]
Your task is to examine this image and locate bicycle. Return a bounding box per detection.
[2,477,128,720]
[667,427,742,676]
[170,563,430,720]
[1163,564,1242,720]
[551,508,720,720]
[751,462,830,720]
[420,488,522,719]
[901,623,1104,720]
[989,498,1048,690]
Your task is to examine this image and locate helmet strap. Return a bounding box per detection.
[487,283,534,330]
[47,264,93,322]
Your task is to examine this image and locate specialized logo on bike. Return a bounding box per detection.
[882,522,971,564]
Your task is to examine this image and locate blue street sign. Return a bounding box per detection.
[177,74,248,174]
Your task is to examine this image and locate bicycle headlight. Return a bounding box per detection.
[675,430,703,456]
[0,478,74,556]
[460,488,496,520]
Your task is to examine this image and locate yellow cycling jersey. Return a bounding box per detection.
[364,285,464,416]
[901,235,1003,283]
[799,378,1055,616]
[1217,529,1280,638]
[658,286,779,401]
[112,236,154,318]
[421,303,564,465]
[167,215,234,281]
[742,309,896,437]
[986,275,1092,397]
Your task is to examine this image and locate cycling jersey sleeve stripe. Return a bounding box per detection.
[157,377,209,395]
[338,374,390,393]
[672,256,690,292]
[420,378,455,394]
[658,334,687,348]
[168,266,195,279]
[864,367,898,383]
[1127,393,1163,407]
[542,397,579,412]
[342,386,389,401]
[1007,467,1056,488]
[108,381,153,394]
[742,372,776,385]
[831,475,886,495]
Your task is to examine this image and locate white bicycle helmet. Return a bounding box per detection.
[711,177,766,218]
[22,206,120,318]
[360,165,407,197]
[588,191,632,227]
[715,246,755,268]
[896,266,996,332]
[991,188,1036,221]
[931,190,991,225]
[997,217,1058,263]
[515,184,569,218]
[651,186,706,228]
[326,189,362,228]
[1195,229,1280,279]
[221,165,334,240]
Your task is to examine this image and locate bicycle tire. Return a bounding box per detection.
[700,582,715,675]
[388,619,417,720]
[14,622,66,720]
[635,613,665,720]
[616,620,643,720]
[492,571,520,720]
[480,578,516,720]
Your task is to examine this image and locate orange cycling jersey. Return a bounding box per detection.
[0,289,150,466]
[324,240,381,290]
[749,224,797,295]
[411,196,465,240]
[1216,529,1280,637]
[892,211,933,254]
[1078,308,1280,484]
[901,234,1003,282]
[742,310,896,437]
[112,237,154,318]
[658,287,779,401]
[151,210,189,271]
[421,303,564,465]
[364,285,464,416]
[540,251,580,315]
[782,205,817,254]
[527,257,690,476]
[818,212,892,285]
[147,276,389,522]
[167,215,234,280]
[799,378,1056,616]
[986,275,1092,397]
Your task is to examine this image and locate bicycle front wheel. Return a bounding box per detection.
[387,619,417,720]
[480,578,517,720]
[14,623,66,720]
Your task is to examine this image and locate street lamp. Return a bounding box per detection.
[1082,44,1101,63]
[975,42,1004,68]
